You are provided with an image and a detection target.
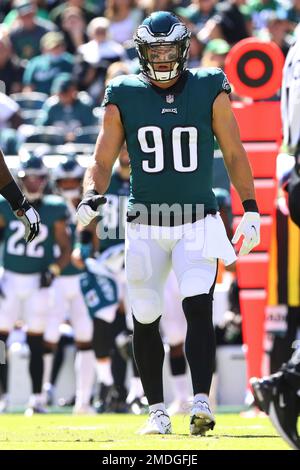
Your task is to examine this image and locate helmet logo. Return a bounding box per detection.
[166,94,174,104]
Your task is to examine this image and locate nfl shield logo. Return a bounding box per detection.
[166,94,174,104]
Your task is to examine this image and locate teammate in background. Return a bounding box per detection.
[77,12,260,435]
[73,145,137,413]
[43,157,95,414]
[0,156,71,414]
[0,148,40,243]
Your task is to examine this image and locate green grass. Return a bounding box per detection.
[0,413,290,450]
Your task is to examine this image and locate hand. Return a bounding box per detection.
[40,264,60,288]
[40,269,55,288]
[232,212,260,256]
[76,191,106,226]
[13,198,40,243]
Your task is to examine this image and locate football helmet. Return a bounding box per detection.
[251,348,300,450]
[18,155,48,202]
[134,11,190,82]
[53,157,84,201]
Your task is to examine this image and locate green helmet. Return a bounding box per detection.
[18,155,48,201]
[134,11,190,82]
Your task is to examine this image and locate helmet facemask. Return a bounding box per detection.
[20,174,48,202]
[134,22,190,82]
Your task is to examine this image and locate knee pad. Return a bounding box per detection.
[130,288,162,324]
[126,240,152,283]
[179,259,217,298]
[92,318,114,359]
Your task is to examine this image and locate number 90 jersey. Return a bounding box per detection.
[103,67,231,218]
[0,195,69,274]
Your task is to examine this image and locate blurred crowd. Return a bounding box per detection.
[0,0,299,154]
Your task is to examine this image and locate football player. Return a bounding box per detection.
[0,148,40,242]
[251,347,300,450]
[74,145,134,413]
[0,155,71,414]
[44,157,95,414]
[77,12,260,435]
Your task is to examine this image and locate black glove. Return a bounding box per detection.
[40,264,61,288]
[13,197,40,243]
[76,190,107,226]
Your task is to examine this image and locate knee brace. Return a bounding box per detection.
[130,289,162,324]
[179,259,218,299]
[92,318,113,359]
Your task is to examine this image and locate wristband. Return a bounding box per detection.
[242,199,259,213]
[84,189,99,198]
[0,180,24,211]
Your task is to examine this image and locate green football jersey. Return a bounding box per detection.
[99,170,130,253]
[103,68,231,219]
[0,195,69,274]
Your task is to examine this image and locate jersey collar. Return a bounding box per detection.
[138,70,189,96]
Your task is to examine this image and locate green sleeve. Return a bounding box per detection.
[213,68,231,99]
[102,78,121,107]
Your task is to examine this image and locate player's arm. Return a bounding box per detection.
[77,104,125,226]
[212,92,260,255]
[53,219,72,272]
[40,219,72,287]
[0,148,40,242]
[213,93,255,201]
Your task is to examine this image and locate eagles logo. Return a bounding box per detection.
[102,87,110,106]
[222,75,231,93]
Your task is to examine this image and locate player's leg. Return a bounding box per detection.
[126,226,172,434]
[0,331,8,412]
[24,280,52,414]
[172,219,220,435]
[43,278,65,407]
[92,316,115,412]
[161,270,190,415]
[69,277,95,414]
[111,306,129,412]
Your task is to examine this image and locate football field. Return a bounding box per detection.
[0,413,290,450]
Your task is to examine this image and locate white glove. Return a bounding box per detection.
[13,199,40,243]
[232,212,260,256]
[76,191,106,227]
